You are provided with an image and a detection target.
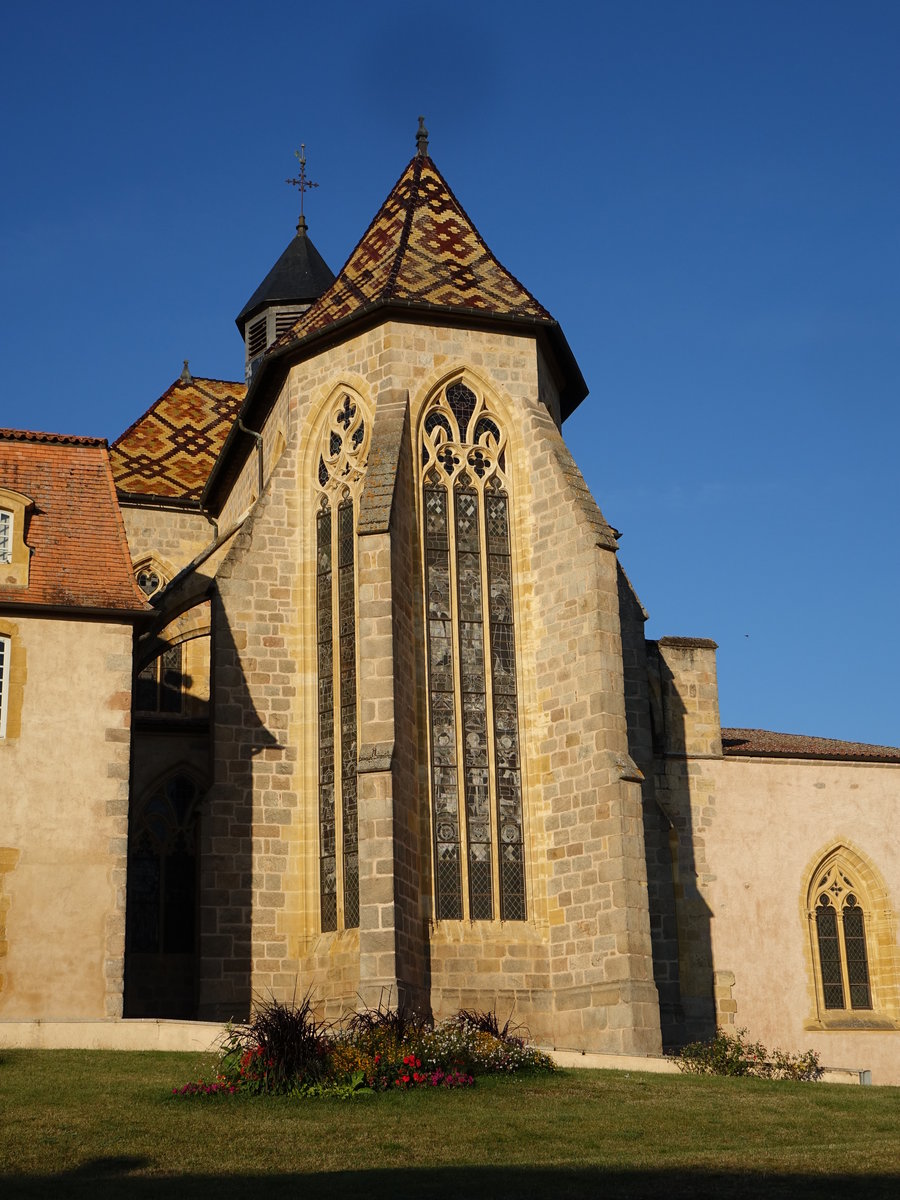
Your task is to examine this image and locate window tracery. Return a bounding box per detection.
[315,390,370,931]
[811,857,873,1011]
[421,380,525,921]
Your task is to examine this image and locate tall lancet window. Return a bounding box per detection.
[315,391,371,932]
[421,380,526,922]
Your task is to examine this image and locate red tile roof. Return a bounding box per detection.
[274,152,552,351]
[0,433,148,613]
[721,727,900,763]
[0,428,106,446]
[111,376,245,501]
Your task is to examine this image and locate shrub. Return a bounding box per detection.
[217,992,331,1095]
[677,1028,822,1081]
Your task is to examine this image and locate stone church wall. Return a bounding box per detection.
[196,318,662,1051]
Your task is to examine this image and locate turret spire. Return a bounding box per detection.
[416,116,429,157]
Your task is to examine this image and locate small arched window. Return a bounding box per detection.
[811,855,872,1011]
[0,510,12,564]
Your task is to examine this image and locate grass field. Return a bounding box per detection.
[1,1050,898,1198]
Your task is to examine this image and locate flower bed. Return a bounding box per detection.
[173,998,554,1100]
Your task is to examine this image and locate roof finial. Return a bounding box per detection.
[416,116,429,157]
[286,144,319,233]
[180,359,192,384]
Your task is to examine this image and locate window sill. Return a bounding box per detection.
[804,1015,900,1032]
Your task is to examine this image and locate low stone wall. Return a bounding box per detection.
[0,1020,871,1084]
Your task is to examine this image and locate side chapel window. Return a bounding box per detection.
[812,857,873,1010]
[136,643,185,714]
[126,773,199,955]
[315,391,370,932]
[421,380,526,922]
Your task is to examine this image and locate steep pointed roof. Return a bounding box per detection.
[235,216,335,328]
[111,370,245,501]
[274,151,553,349]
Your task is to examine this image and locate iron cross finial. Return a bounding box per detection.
[416,116,429,157]
[286,144,319,230]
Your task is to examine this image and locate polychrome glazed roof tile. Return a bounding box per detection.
[111,373,245,500]
[275,152,552,349]
[721,728,900,763]
[0,432,147,612]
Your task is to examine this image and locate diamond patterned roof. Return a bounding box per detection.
[275,153,552,349]
[111,376,245,501]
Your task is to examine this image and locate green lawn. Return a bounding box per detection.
[1,1050,898,1198]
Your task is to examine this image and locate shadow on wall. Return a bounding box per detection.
[196,592,279,1022]
[616,567,716,1049]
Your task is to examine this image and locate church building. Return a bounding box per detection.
[2,123,898,1082]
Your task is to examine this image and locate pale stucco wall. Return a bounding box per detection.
[684,754,900,1084]
[0,615,133,1018]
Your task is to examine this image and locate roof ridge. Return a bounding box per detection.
[0,428,107,447]
[383,152,424,300]
[112,376,245,449]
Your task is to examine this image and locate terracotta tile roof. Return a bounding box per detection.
[721,727,900,764]
[0,433,148,612]
[0,428,107,446]
[274,153,552,350]
[111,375,245,501]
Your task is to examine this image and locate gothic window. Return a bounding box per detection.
[136,643,185,714]
[126,773,200,955]
[421,380,526,921]
[811,857,873,1011]
[0,635,9,737]
[134,557,168,599]
[315,390,370,932]
[0,511,11,564]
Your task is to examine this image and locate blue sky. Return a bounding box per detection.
[2,1,898,744]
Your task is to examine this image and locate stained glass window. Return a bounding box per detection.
[812,862,872,1011]
[315,392,370,932]
[421,381,526,922]
[136,642,184,714]
[126,773,199,955]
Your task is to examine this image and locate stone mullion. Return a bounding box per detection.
[424,482,463,920]
[338,499,360,929]
[316,505,337,932]
[475,479,503,923]
[454,481,493,921]
[486,487,527,921]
